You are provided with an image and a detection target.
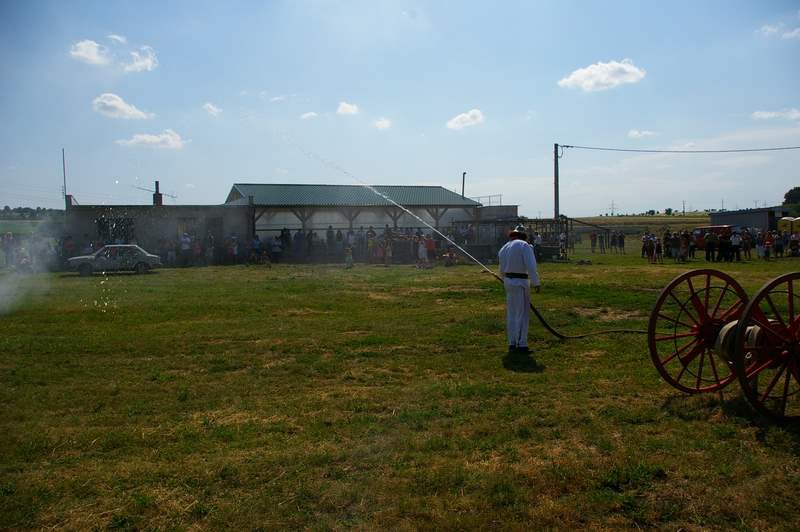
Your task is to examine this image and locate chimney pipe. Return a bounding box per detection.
[153,180,163,206]
[461,171,466,198]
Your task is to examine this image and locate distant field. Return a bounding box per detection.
[1,251,799,529]
[576,213,710,234]
[0,219,44,235]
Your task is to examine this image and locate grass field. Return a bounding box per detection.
[2,249,799,529]
[0,220,45,236]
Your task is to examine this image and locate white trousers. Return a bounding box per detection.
[504,278,530,347]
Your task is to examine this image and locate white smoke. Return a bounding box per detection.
[0,272,50,316]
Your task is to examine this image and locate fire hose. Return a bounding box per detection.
[489,272,649,340]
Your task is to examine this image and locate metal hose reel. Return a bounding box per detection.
[648,269,800,420]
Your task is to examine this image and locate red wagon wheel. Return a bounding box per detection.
[734,272,800,420]
[649,269,748,394]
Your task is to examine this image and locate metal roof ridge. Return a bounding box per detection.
[232,183,449,188]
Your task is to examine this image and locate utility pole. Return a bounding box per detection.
[62,148,68,209]
[682,200,686,216]
[461,171,466,198]
[554,143,559,220]
[608,200,616,216]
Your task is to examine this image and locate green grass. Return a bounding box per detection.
[1,250,799,529]
[0,220,44,235]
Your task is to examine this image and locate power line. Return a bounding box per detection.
[561,144,800,154]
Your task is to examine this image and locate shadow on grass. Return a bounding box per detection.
[502,351,545,373]
[662,392,800,455]
[58,270,161,279]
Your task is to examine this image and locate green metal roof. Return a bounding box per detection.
[226,184,481,207]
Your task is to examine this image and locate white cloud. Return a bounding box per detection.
[270,95,286,102]
[116,129,185,150]
[107,34,127,44]
[783,28,800,39]
[759,24,781,36]
[92,93,154,119]
[123,45,158,72]
[69,40,110,65]
[337,101,359,115]
[372,118,392,130]
[446,109,484,130]
[300,112,318,120]
[628,129,657,139]
[558,58,646,92]
[752,108,800,121]
[202,102,222,116]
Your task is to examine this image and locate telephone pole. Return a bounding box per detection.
[62,148,68,209]
[554,143,559,219]
[682,200,686,216]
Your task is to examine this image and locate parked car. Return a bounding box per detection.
[68,244,162,276]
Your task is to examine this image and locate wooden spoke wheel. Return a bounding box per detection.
[734,272,800,420]
[649,269,748,394]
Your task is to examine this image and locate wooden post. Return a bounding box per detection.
[386,207,404,229]
[554,143,560,220]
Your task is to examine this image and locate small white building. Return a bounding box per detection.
[225,183,486,235]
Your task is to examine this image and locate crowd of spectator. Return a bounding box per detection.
[1,232,61,272]
[639,228,799,265]
[32,225,463,270]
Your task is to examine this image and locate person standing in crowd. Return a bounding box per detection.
[730,231,742,262]
[293,229,304,261]
[598,232,606,254]
[704,231,716,262]
[383,236,393,266]
[609,231,617,254]
[416,235,427,268]
[306,230,314,260]
[499,225,541,354]
[618,231,625,254]
[532,231,543,262]
[764,231,774,261]
[335,229,344,260]
[655,237,664,264]
[775,231,785,258]
[717,232,730,262]
[180,233,192,267]
[590,232,597,254]
[425,234,436,262]
[366,226,376,263]
[742,230,753,260]
[756,232,765,260]
[344,245,354,269]
[270,235,283,263]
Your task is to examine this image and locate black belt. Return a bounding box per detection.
[505,273,528,279]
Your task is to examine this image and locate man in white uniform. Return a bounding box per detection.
[498,225,541,353]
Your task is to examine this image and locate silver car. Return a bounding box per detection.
[68,244,162,276]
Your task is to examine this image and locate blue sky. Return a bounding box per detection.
[1,0,798,216]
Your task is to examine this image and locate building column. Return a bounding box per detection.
[290,207,316,230]
[425,206,449,229]
[385,207,404,229]
[340,207,362,230]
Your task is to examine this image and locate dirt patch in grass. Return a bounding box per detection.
[399,287,489,294]
[574,307,643,322]
[368,292,396,301]
[286,307,333,316]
